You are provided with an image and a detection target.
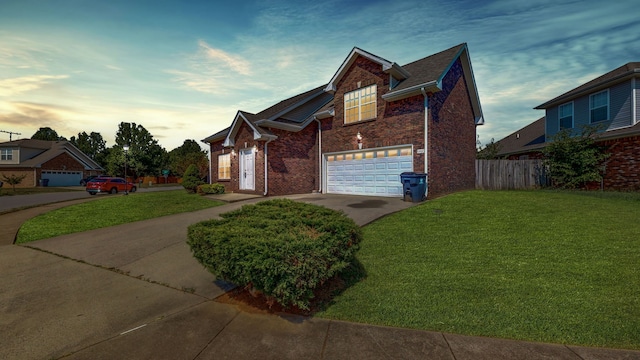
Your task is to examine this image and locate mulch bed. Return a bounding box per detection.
[215,275,349,316]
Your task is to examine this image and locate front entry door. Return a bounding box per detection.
[239,148,255,190]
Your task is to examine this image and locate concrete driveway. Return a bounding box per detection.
[2,193,638,359]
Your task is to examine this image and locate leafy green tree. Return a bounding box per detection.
[168,140,209,177]
[108,122,168,177]
[1,173,27,192]
[31,127,66,141]
[543,126,610,189]
[70,131,107,164]
[182,164,204,193]
[476,137,503,160]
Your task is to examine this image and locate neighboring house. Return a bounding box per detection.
[496,62,640,190]
[0,139,104,187]
[203,43,484,199]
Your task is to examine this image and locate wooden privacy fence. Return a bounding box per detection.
[476,159,549,190]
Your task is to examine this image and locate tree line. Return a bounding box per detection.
[30,123,208,180]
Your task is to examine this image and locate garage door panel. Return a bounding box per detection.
[325,147,413,197]
[401,161,412,169]
[41,170,82,187]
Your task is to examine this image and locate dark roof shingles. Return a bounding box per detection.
[536,62,640,109]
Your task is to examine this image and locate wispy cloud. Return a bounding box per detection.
[0,75,68,96]
[167,40,256,95]
[197,40,251,76]
[105,64,122,71]
[0,101,78,136]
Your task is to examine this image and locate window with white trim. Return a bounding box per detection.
[558,102,573,130]
[344,84,377,124]
[590,90,609,123]
[218,153,230,180]
[1,149,12,161]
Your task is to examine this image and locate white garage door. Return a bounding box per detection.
[325,146,413,197]
[41,170,82,186]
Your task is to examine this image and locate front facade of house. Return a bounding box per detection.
[496,62,640,190]
[204,44,484,199]
[0,139,104,188]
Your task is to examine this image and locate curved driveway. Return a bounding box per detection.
[1,193,638,359]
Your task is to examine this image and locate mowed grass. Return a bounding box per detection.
[318,190,640,349]
[16,190,223,243]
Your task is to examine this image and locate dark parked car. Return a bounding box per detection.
[80,175,101,186]
[86,177,137,195]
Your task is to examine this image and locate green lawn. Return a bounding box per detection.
[319,190,640,349]
[16,190,223,243]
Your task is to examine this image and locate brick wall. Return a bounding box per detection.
[208,140,232,192]
[207,55,479,199]
[1,152,87,188]
[267,124,319,195]
[322,56,426,171]
[42,153,85,172]
[0,169,35,188]
[427,59,477,197]
[212,121,265,195]
[602,135,640,190]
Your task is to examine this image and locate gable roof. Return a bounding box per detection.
[0,139,104,170]
[535,62,640,109]
[496,117,640,157]
[495,117,546,157]
[381,43,484,125]
[324,47,409,92]
[203,43,485,144]
[222,111,277,147]
[0,138,53,150]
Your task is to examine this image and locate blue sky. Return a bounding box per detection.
[0,0,638,151]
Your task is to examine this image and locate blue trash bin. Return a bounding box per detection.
[400,172,427,202]
[42,179,49,187]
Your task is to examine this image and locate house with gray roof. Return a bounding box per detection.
[496,62,640,190]
[0,139,103,187]
[203,43,484,198]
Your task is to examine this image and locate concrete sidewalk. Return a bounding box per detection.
[1,195,639,359]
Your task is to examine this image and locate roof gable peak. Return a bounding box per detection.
[324,47,409,92]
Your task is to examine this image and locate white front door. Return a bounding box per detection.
[239,148,255,190]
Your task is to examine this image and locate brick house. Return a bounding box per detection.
[0,139,104,188]
[496,62,640,190]
[203,43,484,199]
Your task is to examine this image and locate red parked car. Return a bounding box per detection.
[86,177,137,195]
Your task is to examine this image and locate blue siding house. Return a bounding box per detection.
[495,62,640,190]
[536,62,639,139]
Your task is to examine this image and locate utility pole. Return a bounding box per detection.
[0,130,22,141]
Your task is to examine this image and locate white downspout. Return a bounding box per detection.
[208,152,212,184]
[263,139,273,196]
[314,117,322,193]
[420,87,429,199]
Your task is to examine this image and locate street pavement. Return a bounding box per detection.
[1,192,638,359]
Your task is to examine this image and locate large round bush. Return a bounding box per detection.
[187,199,362,309]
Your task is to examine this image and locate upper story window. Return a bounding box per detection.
[590,90,609,123]
[218,153,231,180]
[344,84,377,124]
[558,102,573,130]
[0,149,12,161]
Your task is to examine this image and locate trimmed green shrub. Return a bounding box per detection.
[187,199,362,309]
[182,164,204,193]
[197,183,225,195]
